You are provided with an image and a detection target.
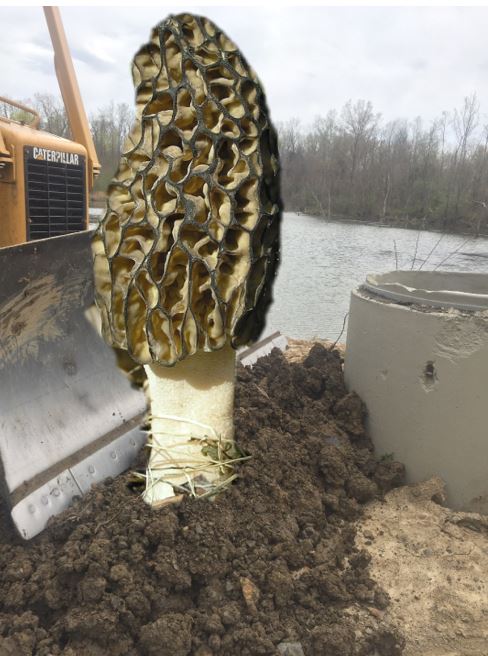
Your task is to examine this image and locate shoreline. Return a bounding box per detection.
[293,211,488,239]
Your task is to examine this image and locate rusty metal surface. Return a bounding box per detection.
[0,231,147,538]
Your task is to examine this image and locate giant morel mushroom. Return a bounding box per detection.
[92,13,281,505]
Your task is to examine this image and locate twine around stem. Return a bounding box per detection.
[138,413,250,500]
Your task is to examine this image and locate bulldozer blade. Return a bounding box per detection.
[0,231,147,539]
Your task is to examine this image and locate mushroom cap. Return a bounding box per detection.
[92,13,281,366]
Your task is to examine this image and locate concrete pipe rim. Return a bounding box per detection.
[363,271,488,312]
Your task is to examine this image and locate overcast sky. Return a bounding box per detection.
[2,5,488,130]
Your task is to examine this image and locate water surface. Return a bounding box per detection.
[266,213,488,341]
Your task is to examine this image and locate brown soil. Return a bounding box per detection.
[0,345,406,656]
[284,338,346,363]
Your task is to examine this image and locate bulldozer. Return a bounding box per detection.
[0,7,147,539]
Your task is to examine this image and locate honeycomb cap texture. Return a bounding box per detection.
[92,13,282,366]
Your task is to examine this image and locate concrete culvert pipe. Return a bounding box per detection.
[344,270,488,513]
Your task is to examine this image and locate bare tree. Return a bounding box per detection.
[446,93,479,223]
[32,93,70,137]
[90,102,134,189]
[341,99,380,215]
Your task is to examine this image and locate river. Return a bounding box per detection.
[265,212,488,342]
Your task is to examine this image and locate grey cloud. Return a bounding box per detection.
[70,47,113,72]
[411,59,428,71]
[20,55,53,75]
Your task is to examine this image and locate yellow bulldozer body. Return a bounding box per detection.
[0,115,89,247]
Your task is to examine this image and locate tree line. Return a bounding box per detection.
[2,92,488,234]
[278,94,488,235]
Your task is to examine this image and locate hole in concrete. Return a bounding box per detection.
[422,361,438,389]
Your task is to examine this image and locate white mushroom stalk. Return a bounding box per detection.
[144,346,238,504]
[92,12,281,505]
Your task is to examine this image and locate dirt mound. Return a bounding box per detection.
[0,345,405,656]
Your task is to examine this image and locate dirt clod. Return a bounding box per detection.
[140,613,192,656]
[0,344,405,655]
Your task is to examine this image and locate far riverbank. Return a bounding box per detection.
[294,210,488,239]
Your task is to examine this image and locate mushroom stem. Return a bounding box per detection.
[143,343,236,505]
